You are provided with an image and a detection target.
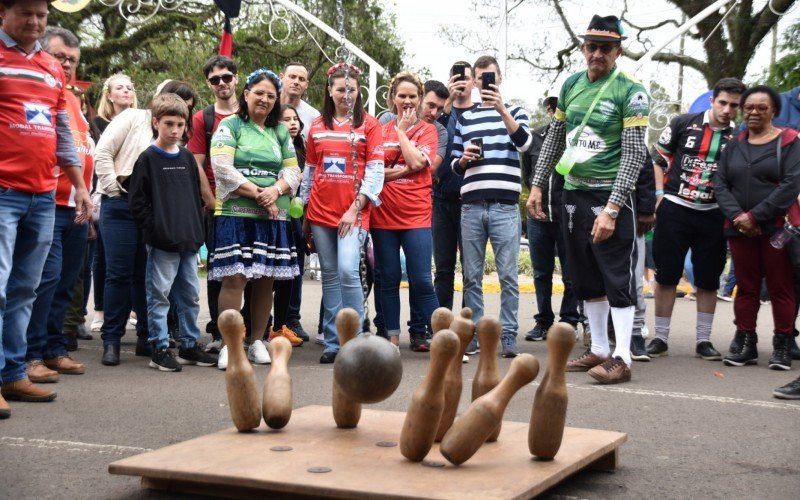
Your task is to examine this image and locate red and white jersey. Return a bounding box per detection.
[54,91,94,207]
[371,119,437,229]
[305,115,384,229]
[0,36,68,193]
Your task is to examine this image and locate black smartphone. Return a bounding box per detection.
[451,63,466,82]
[482,71,495,90]
[471,138,484,160]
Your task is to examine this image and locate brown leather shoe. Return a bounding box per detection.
[588,356,632,384]
[1,378,57,402]
[26,360,59,383]
[0,393,9,419]
[566,349,610,372]
[44,355,86,375]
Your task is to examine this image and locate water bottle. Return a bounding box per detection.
[770,222,800,249]
[289,197,304,219]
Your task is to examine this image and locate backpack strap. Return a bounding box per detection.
[203,104,216,157]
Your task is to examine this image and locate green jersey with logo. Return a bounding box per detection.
[555,67,650,191]
[210,115,298,219]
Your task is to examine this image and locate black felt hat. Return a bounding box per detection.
[579,15,627,42]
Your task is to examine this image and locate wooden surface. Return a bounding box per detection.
[110,405,626,500]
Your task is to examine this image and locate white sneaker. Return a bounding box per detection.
[462,354,469,364]
[90,314,103,332]
[248,340,271,364]
[217,345,228,371]
[204,339,222,354]
[641,325,651,340]
[128,312,138,327]
[314,333,324,345]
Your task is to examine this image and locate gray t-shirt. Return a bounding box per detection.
[295,100,320,141]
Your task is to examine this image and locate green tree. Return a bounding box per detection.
[764,21,800,91]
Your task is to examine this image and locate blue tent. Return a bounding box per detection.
[689,90,713,113]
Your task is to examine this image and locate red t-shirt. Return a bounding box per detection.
[371,120,437,229]
[187,108,234,194]
[0,42,68,193]
[305,115,384,230]
[54,91,94,207]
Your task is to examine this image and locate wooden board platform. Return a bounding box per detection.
[110,405,626,499]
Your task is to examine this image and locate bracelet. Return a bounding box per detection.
[274,184,284,196]
[655,189,664,196]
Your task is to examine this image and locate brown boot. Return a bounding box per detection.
[1,378,57,402]
[0,393,9,419]
[44,355,85,375]
[26,360,59,383]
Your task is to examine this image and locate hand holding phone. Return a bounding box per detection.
[481,71,495,90]
[451,63,466,82]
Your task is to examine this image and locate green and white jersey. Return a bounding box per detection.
[555,67,650,191]
[210,114,298,219]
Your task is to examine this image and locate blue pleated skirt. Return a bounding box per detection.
[208,215,299,281]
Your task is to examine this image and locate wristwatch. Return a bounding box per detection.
[274,183,284,196]
[602,207,619,219]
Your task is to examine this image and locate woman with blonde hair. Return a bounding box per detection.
[94,73,137,135]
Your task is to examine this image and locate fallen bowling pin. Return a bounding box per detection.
[434,312,475,441]
[529,322,575,459]
[263,336,293,429]
[218,309,261,432]
[441,354,540,465]
[472,315,502,441]
[400,329,460,462]
[332,308,362,428]
[431,307,454,334]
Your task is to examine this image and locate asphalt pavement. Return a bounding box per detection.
[1,278,798,499]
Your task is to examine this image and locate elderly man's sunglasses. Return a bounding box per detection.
[584,43,617,54]
[208,73,235,85]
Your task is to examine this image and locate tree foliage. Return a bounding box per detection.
[763,20,800,91]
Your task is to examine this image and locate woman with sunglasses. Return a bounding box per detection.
[715,85,800,371]
[209,69,303,367]
[299,63,385,364]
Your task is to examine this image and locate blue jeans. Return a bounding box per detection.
[26,206,88,360]
[723,258,736,296]
[432,198,462,310]
[526,217,579,326]
[371,228,439,336]
[99,196,148,346]
[145,247,202,350]
[0,188,55,384]
[311,224,365,354]
[461,202,520,338]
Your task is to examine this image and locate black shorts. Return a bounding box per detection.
[561,190,637,307]
[652,198,726,289]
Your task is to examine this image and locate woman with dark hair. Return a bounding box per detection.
[299,63,384,364]
[715,85,800,371]
[209,69,302,368]
[371,71,439,351]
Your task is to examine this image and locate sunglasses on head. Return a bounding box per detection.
[208,74,235,86]
[584,43,617,54]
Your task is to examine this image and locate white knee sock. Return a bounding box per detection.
[611,305,635,365]
[585,301,611,358]
[696,312,714,343]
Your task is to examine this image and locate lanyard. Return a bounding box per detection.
[569,68,621,147]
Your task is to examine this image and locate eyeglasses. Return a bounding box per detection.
[208,73,235,86]
[743,104,771,115]
[50,52,79,65]
[584,43,617,55]
[248,90,277,101]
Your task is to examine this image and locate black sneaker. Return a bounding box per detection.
[646,338,669,358]
[285,321,310,342]
[465,336,479,355]
[696,341,722,361]
[524,323,549,342]
[150,349,182,372]
[630,335,650,362]
[177,345,218,367]
[500,336,519,358]
[773,376,800,399]
[320,351,337,364]
[410,335,430,353]
[135,341,153,357]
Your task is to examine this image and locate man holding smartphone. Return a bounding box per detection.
[450,55,532,358]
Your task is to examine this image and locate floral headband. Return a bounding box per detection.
[245,68,282,90]
[326,62,361,78]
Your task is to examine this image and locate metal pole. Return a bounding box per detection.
[369,66,377,116]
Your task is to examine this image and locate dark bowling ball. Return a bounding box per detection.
[333,335,403,404]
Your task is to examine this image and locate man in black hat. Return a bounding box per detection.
[528,14,649,384]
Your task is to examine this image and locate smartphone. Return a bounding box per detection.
[471,138,484,160]
[482,71,495,90]
[451,63,466,82]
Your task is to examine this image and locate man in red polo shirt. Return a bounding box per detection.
[0,0,91,419]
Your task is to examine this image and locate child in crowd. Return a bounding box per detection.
[128,94,217,371]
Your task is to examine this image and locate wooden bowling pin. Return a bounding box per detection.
[459,307,473,321]
[218,309,261,432]
[431,307,454,334]
[400,329,460,462]
[262,336,293,429]
[528,323,576,459]
[441,354,540,465]
[472,315,503,441]
[332,308,362,428]
[434,312,475,441]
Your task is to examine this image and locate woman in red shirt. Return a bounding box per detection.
[371,71,439,351]
[299,63,385,364]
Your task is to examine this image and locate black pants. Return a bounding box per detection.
[562,190,636,308]
[432,197,463,310]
